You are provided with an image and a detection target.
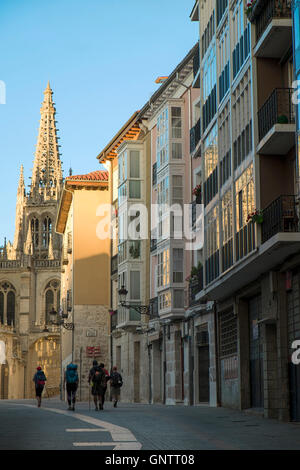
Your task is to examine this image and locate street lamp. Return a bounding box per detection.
[118,285,152,316]
[49,307,74,330]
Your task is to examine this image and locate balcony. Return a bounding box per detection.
[118,240,141,264]
[251,0,292,58]
[190,118,201,154]
[117,305,141,331]
[257,88,295,155]
[0,260,21,269]
[262,195,299,243]
[189,270,203,306]
[34,259,61,268]
[199,196,300,302]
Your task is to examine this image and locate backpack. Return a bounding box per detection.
[66,365,78,384]
[36,371,46,386]
[93,368,106,388]
[111,372,123,387]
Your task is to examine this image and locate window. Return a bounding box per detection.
[130,271,140,300]
[157,176,169,206]
[157,249,170,288]
[45,280,60,324]
[219,309,237,357]
[217,0,228,25]
[221,190,233,271]
[232,1,250,79]
[172,142,182,159]
[118,151,127,185]
[130,150,140,178]
[232,69,252,170]
[173,289,184,308]
[171,107,182,139]
[31,217,39,248]
[202,47,217,132]
[219,103,231,187]
[203,125,218,206]
[129,181,141,199]
[172,175,183,206]
[0,282,16,327]
[235,164,255,260]
[173,248,183,283]
[118,182,127,202]
[159,290,171,310]
[157,108,169,170]
[43,216,52,248]
[201,11,215,58]
[218,27,230,103]
[205,205,220,284]
[235,164,254,231]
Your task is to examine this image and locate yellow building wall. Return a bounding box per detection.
[73,188,110,306]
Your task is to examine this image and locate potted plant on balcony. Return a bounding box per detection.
[245,0,256,17]
[277,115,289,124]
[187,262,202,282]
[192,184,202,204]
[247,209,263,224]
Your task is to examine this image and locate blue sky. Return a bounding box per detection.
[0,0,198,243]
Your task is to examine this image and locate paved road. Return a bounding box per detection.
[0,398,300,450]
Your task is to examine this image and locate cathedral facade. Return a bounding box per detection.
[0,83,63,399]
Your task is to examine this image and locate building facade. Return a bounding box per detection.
[191,0,299,420]
[0,83,63,399]
[56,170,111,401]
[97,44,218,406]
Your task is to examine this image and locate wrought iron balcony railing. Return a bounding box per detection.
[261,195,299,243]
[258,88,295,141]
[254,0,292,42]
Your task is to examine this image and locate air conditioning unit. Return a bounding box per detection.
[196,330,209,346]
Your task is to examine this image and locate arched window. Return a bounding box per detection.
[45,280,60,324]
[0,282,16,327]
[31,218,39,248]
[43,217,52,248]
[7,292,15,326]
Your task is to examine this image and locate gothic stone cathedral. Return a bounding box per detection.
[0,83,63,399]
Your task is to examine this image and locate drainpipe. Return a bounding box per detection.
[147,334,152,404]
[214,301,220,406]
[163,324,166,404]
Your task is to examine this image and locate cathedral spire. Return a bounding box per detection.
[30,83,63,201]
[13,165,26,252]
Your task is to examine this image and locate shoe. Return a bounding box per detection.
[99,404,103,410]
[113,401,117,408]
[95,406,99,411]
[72,405,75,411]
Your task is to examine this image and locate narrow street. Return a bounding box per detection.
[1,399,300,450]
